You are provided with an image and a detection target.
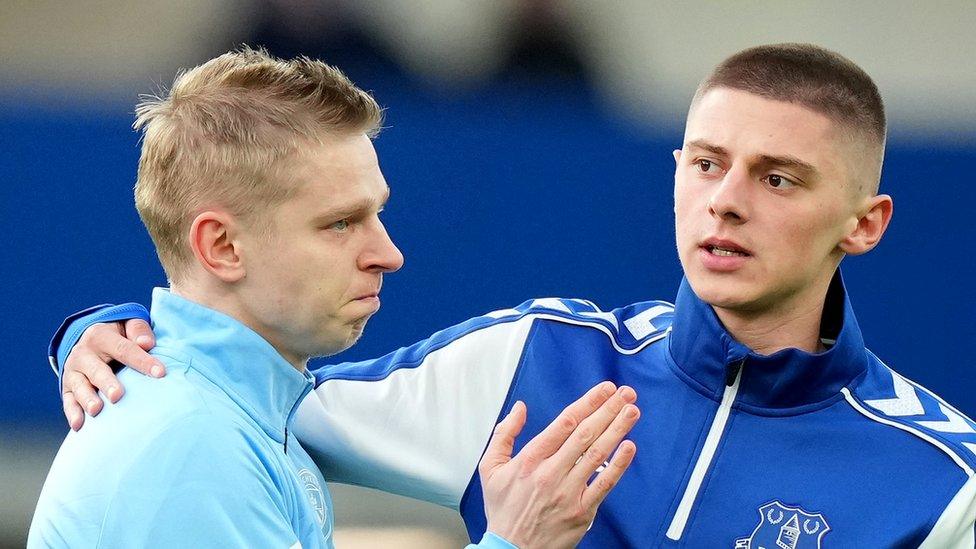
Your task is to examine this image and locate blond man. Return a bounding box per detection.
[29,48,639,549]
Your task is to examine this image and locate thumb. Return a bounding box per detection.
[124,319,156,350]
[478,401,527,478]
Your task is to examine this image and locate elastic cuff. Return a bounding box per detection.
[49,303,151,391]
[473,531,518,549]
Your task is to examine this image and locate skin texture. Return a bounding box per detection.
[481,383,639,549]
[673,87,892,355]
[175,132,404,369]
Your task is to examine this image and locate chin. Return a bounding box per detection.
[686,271,764,311]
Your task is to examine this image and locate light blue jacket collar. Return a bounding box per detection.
[149,288,314,443]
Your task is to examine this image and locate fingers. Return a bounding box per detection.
[580,440,637,511]
[567,401,639,486]
[517,381,617,467]
[62,370,103,418]
[60,321,166,427]
[124,319,156,351]
[549,385,637,472]
[87,323,165,378]
[478,401,528,480]
[62,391,85,431]
[68,347,124,398]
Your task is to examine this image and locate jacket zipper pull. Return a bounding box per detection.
[725,358,745,387]
[284,426,288,454]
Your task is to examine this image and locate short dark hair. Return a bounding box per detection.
[694,43,885,145]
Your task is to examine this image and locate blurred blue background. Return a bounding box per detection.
[2,1,974,546]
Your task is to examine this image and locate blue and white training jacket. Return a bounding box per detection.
[51,273,976,547]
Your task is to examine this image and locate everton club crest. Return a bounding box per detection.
[734,501,830,549]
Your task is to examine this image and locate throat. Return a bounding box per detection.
[714,300,828,356]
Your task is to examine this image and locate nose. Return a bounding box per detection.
[707,166,751,224]
[360,218,404,273]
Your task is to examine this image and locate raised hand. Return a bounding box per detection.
[478,381,639,548]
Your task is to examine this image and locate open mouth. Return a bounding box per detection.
[705,245,749,257]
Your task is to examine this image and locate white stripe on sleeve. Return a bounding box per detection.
[919,474,976,548]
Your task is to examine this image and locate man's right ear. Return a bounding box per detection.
[673,149,682,164]
[188,211,246,283]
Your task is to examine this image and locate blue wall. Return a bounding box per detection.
[3,72,974,430]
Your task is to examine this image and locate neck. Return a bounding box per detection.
[713,284,831,356]
[170,281,309,373]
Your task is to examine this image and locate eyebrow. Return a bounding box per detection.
[685,139,819,181]
[313,185,390,222]
[685,139,729,157]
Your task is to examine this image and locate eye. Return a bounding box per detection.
[765,174,796,190]
[694,158,725,177]
[328,219,350,231]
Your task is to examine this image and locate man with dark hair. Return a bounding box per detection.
[50,43,976,546]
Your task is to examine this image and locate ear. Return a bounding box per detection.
[838,194,893,256]
[673,149,682,164]
[187,211,247,283]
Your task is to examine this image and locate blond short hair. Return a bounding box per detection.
[134,46,383,283]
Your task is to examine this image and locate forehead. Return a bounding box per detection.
[286,133,388,204]
[684,88,846,173]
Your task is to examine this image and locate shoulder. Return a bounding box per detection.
[495,297,675,349]
[846,351,976,477]
[100,412,290,518]
[73,364,282,485]
[102,415,296,547]
[318,296,674,383]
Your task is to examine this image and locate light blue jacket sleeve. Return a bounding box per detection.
[29,415,300,549]
[466,531,519,549]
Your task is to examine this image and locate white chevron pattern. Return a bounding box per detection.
[918,403,976,434]
[528,298,572,313]
[579,311,619,330]
[623,304,673,340]
[864,371,925,417]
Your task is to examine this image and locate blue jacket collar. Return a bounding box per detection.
[667,271,868,410]
[149,288,314,443]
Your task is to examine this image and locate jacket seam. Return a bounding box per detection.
[457,318,542,522]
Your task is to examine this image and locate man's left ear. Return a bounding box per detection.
[839,194,893,256]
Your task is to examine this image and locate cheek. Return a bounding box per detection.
[673,180,701,241]
[773,205,846,266]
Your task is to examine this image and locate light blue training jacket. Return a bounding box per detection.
[31,289,513,549]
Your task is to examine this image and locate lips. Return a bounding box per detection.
[700,237,751,257]
[696,237,751,272]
